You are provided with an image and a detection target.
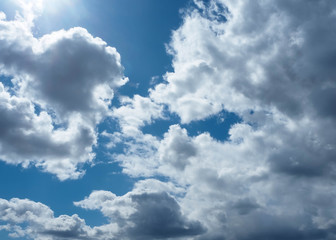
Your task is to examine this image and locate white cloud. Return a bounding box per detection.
[3,25,126,120]
[158,125,197,171]
[74,179,205,239]
[1,0,336,239]
[0,83,97,180]
[13,0,44,27]
[0,180,205,240]
[111,112,336,238]
[0,2,127,179]
[150,0,336,123]
[105,0,336,238]
[111,94,164,136]
[0,198,98,240]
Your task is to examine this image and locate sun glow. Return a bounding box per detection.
[13,0,78,19]
[43,0,77,15]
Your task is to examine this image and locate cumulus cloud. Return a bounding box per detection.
[75,179,205,239]
[1,0,336,239]
[106,0,336,239]
[117,120,336,239]
[0,83,96,179]
[0,198,97,240]
[0,180,206,239]
[150,0,336,123]
[110,124,200,178]
[111,94,164,136]
[0,1,127,179]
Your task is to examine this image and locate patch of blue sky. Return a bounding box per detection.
[0,1,16,20]
[183,110,242,141]
[0,75,15,95]
[0,231,14,240]
[142,110,242,141]
[193,0,228,22]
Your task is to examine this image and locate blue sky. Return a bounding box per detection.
[1,0,336,239]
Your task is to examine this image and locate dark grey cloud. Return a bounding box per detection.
[233,211,333,240]
[74,184,206,240]
[128,192,206,239]
[240,226,328,240]
[310,87,336,119]
[230,198,259,215]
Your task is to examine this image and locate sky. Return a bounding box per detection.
[0,0,336,239]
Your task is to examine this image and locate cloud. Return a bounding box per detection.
[74,179,206,239]
[230,198,260,216]
[150,0,336,123]
[111,116,336,238]
[0,198,96,240]
[0,180,205,239]
[110,124,200,178]
[158,125,197,171]
[0,3,127,179]
[0,82,97,180]
[1,0,336,239]
[128,192,205,239]
[105,0,336,239]
[12,0,44,27]
[112,94,164,136]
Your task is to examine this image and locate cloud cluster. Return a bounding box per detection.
[75,182,205,240]
[0,198,94,240]
[1,0,336,239]
[0,179,204,240]
[107,0,336,239]
[150,0,336,123]
[99,121,336,239]
[0,1,127,180]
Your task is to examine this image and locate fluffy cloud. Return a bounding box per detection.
[110,121,336,239]
[1,0,336,239]
[0,83,96,179]
[111,94,164,136]
[0,197,123,239]
[0,180,205,240]
[109,124,199,178]
[150,0,336,123]
[74,179,205,239]
[107,0,336,239]
[0,198,96,240]
[0,1,127,179]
